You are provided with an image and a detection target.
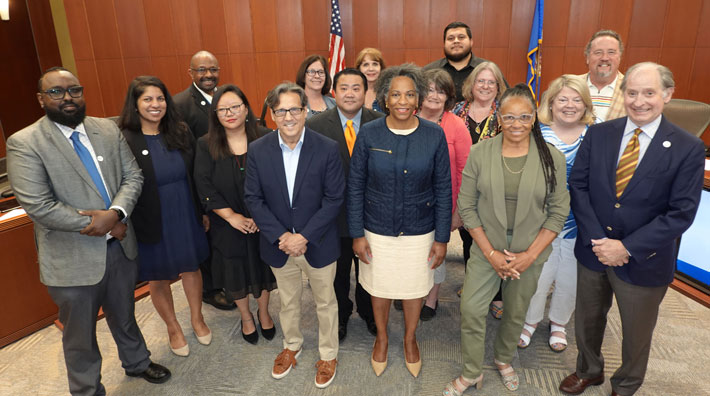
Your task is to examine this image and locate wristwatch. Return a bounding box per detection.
[111,208,126,222]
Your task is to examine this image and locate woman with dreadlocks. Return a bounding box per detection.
[443,83,569,394]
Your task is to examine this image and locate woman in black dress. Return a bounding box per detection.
[194,85,277,345]
[118,76,211,357]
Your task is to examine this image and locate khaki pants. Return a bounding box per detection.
[460,255,544,379]
[271,256,338,360]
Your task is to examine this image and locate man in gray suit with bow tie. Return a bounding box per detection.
[7,67,170,395]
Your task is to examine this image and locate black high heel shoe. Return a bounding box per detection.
[257,309,275,340]
[241,315,258,345]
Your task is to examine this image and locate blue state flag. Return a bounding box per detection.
[527,0,544,103]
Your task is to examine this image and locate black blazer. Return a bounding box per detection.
[174,84,211,139]
[306,107,384,237]
[121,128,203,244]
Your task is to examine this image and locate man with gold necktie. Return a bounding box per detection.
[560,62,705,396]
[307,68,384,341]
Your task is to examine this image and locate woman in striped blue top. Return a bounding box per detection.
[518,75,597,353]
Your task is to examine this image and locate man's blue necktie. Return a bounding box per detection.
[70,131,111,208]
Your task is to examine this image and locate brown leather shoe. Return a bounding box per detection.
[314,359,337,388]
[271,348,301,379]
[559,372,604,394]
[611,391,622,396]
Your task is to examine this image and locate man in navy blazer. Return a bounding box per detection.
[560,62,706,396]
[245,82,344,389]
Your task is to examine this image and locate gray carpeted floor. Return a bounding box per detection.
[2,233,710,395]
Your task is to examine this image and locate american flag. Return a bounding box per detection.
[328,0,345,83]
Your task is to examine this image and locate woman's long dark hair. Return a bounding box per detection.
[118,75,190,151]
[499,83,557,193]
[207,84,259,160]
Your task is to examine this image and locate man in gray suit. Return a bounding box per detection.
[306,68,383,341]
[7,67,170,395]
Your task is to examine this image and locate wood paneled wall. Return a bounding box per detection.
[59,0,710,143]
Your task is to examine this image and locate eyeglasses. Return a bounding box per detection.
[476,79,497,87]
[190,67,220,75]
[273,107,305,118]
[42,86,84,100]
[590,49,618,57]
[555,97,584,105]
[500,114,534,125]
[305,69,326,77]
[216,103,245,116]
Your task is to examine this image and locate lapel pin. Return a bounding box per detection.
[142,149,149,155]
[97,156,104,161]
[201,100,206,106]
[662,141,671,148]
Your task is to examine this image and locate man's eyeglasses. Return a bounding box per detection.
[305,69,326,77]
[190,67,220,75]
[500,114,534,125]
[273,107,305,118]
[216,103,245,116]
[42,86,84,100]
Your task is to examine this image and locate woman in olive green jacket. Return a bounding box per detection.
[443,84,569,395]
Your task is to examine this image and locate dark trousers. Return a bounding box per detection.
[47,239,151,396]
[335,237,374,324]
[459,228,503,301]
[574,263,668,395]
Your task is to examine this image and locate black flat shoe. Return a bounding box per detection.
[126,362,171,384]
[203,291,236,310]
[420,301,438,321]
[257,309,275,340]
[241,316,259,345]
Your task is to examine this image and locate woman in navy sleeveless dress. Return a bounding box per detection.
[119,76,210,357]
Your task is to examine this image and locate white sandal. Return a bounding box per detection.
[549,323,568,353]
[518,323,537,349]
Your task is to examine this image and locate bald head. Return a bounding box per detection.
[188,51,220,94]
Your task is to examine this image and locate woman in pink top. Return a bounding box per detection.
[418,69,472,320]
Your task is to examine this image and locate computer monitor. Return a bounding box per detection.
[676,189,710,295]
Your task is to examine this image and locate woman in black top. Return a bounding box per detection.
[193,85,277,345]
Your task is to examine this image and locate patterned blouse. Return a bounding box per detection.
[541,123,588,239]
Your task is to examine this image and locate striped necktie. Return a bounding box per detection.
[615,128,643,199]
[344,119,356,156]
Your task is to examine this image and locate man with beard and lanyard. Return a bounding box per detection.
[174,50,236,310]
[7,67,171,395]
[423,22,506,102]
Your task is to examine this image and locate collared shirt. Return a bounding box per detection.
[278,128,306,206]
[336,107,363,135]
[193,82,214,104]
[587,74,619,121]
[55,121,126,236]
[617,115,662,168]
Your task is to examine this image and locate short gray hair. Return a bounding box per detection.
[620,62,675,94]
[266,82,308,110]
[374,63,427,114]
[584,29,624,57]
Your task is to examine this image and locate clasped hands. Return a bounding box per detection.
[279,232,308,257]
[488,249,536,280]
[78,209,126,240]
[591,238,629,267]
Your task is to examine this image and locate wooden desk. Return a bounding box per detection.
[0,197,58,347]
